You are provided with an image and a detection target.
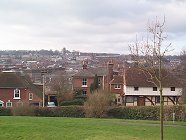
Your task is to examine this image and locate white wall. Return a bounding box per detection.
[125,86,182,96]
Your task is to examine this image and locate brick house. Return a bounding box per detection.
[72,61,124,104]
[124,68,182,106]
[0,72,42,107]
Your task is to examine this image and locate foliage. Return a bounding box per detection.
[84,90,114,118]
[90,74,99,93]
[107,105,186,121]
[35,106,85,118]
[0,107,12,116]
[60,99,84,106]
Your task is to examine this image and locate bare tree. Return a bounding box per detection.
[49,71,73,105]
[129,17,172,140]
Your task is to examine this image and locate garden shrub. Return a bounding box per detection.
[107,105,186,121]
[35,106,85,118]
[60,99,84,106]
[84,90,114,118]
[0,107,12,116]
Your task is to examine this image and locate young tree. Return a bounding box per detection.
[129,17,172,140]
[49,71,73,105]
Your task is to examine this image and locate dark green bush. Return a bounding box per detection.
[107,105,186,121]
[107,106,159,120]
[60,99,84,106]
[35,106,85,118]
[0,107,12,116]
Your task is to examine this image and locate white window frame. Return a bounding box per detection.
[0,100,4,107]
[82,78,87,87]
[114,84,121,89]
[29,93,33,100]
[13,88,21,99]
[6,100,12,107]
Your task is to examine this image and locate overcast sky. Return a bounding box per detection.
[0,0,186,54]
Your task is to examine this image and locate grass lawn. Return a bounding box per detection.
[0,116,185,140]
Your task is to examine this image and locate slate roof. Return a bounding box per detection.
[73,67,108,78]
[73,69,95,78]
[125,68,182,88]
[0,72,26,88]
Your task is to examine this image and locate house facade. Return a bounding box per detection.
[124,68,182,106]
[0,72,42,107]
[72,61,124,104]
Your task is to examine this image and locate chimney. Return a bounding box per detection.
[107,60,114,81]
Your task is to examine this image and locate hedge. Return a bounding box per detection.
[1,105,185,121]
[107,105,186,121]
[0,107,12,116]
[35,106,85,118]
[60,99,84,106]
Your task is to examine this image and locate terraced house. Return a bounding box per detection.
[0,72,42,107]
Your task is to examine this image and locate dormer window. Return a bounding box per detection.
[82,78,87,87]
[14,88,21,99]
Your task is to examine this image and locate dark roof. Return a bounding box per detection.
[89,67,108,76]
[73,69,95,78]
[110,76,123,84]
[0,72,26,88]
[126,68,182,87]
[73,66,108,78]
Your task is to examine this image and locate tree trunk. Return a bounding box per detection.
[160,87,163,140]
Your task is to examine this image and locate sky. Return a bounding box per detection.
[0,0,186,55]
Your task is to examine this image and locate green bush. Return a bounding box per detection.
[60,99,84,106]
[0,107,12,116]
[35,106,85,118]
[107,105,186,121]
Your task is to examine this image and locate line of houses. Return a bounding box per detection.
[0,60,183,108]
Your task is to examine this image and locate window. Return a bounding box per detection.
[171,87,175,91]
[82,78,87,87]
[29,93,33,100]
[0,100,4,107]
[153,87,157,91]
[114,84,121,89]
[6,100,12,107]
[155,96,160,103]
[82,90,87,96]
[14,88,21,99]
[134,87,139,91]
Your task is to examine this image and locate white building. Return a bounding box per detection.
[124,68,182,106]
